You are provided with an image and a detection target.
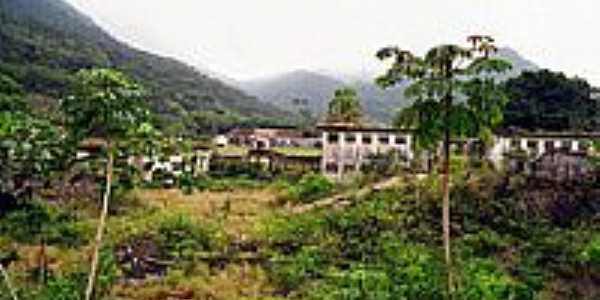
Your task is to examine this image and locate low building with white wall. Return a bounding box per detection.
[318,123,414,178]
[487,132,599,168]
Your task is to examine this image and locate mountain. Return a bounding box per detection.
[0,0,292,125]
[238,70,408,124]
[495,47,539,79]
[239,48,538,124]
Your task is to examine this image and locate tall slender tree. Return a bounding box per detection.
[61,68,148,300]
[376,36,511,296]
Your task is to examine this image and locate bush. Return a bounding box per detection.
[33,273,85,300]
[0,200,91,247]
[284,173,334,204]
[579,235,600,265]
[270,246,327,292]
[458,258,534,300]
[157,214,216,258]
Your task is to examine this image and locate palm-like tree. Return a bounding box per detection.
[377,36,512,296]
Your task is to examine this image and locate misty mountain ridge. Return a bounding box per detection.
[238,47,539,124]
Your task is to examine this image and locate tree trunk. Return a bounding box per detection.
[84,143,114,300]
[442,124,452,297]
[0,263,19,300]
[443,60,454,298]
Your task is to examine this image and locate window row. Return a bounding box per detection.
[327,133,407,145]
[509,139,591,152]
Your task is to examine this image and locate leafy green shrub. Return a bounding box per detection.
[460,230,511,257]
[0,200,91,247]
[579,234,600,265]
[33,273,85,300]
[178,171,195,195]
[312,267,395,300]
[458,258,534,300]
[284,173,334,204]
[361,151,404,179]
[270,246,328,292]
[157,214,216,259]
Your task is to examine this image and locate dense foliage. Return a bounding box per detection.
[0,72,65,196]
[502,69,600,132]
[262,166,600,299]
[325,88,364,124]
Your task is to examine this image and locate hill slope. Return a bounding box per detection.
[239,70,408,124]
[0,0,292,123]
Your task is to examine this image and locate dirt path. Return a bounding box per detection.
[289,176,404,214]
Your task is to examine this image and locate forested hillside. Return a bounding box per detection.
[0,0,293,127]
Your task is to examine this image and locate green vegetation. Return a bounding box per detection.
[280,173,334,204]
[262,165,600,299]
[502,69,600,132]
[2,1,600,299]
[376,35,512,291]
[325,88,364,124]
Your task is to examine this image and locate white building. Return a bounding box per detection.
[318,123,414,178]
[488,132,598,167]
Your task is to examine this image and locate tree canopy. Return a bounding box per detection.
[502,69,599,132]
[378,41,512,148]
[0,73,64,196]
[376,36,512,295]
[61,69,149,141]
[325,87,363,124]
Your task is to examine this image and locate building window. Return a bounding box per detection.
[544,140,555,151]
[379,135,390,144]
[328,133,339,144]
[362,134,372,145]
[326,163,338,173]
[527,140,537,150]
[396,136,407,145]
[511,139,520,149]
[345,133,356,143]
[344,164,355,173]
[562,140,572,151]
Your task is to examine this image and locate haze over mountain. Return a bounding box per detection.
[238,47,539,124]
[0,0,292,125]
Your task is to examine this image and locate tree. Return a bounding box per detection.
[376,36,511,296]
[0,73,63,198]
[503,69,598,132]
[325,87,363,124]
[61,68,148,300]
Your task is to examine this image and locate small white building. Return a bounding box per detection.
[487,132,598,167]
[318,123,414,178]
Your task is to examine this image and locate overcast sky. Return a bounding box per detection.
[65,0,600,85]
